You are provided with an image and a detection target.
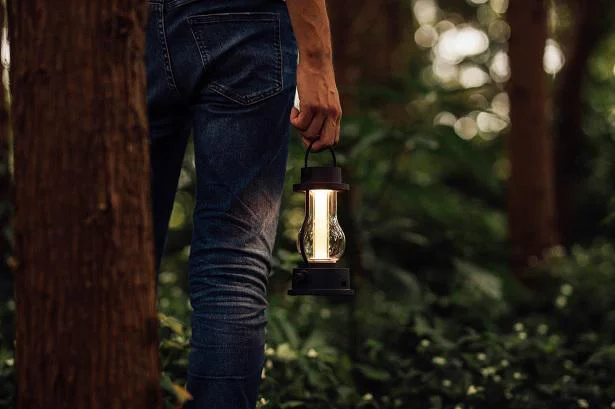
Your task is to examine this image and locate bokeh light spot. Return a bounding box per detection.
[459,65,490,88]
[544,39,565,75]
[415,25,439,48]
[454,117,478,140]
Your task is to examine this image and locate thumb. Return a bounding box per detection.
[290,107,312,131]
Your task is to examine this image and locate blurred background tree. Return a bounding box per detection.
[4,0,615,408]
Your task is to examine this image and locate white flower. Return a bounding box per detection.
[577,398,589,408]
[259,397,269,405]
[306,348,319,358]
[477,352,487,361]
[500,359,509,368]
[537,324,549,335]
[493,375,502,383]
[556,295,568,308]
[480,366,496,377]
[513,372,524,380]
[4,358,14,367]
[518,331,527,340]
[561,283,574,296]
[514,322,524,332]
[442,379,452,387]
[454,405,464,409]
[265,359,273,369]
[432,356,447,366]
[467,385,479,395]
[276,343,297,361]
[320,308,331,319]
[420,339,431,348]
[362,393,373,401]
[265,347,275,356]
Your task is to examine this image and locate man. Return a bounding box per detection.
[145,0,341,407]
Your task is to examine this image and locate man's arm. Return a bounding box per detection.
[286,0,341,152]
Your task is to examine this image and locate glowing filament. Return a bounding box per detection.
[312,190,330,260]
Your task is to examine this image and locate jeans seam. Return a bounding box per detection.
[158,3,181,99]
[277,13,283,90]
[188,13,283,106]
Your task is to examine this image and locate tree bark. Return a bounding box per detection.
[327,0,411,112]
[9,2,161,409]
[0,0,13,342]
[507,0,558,278]
[555,0,607,247]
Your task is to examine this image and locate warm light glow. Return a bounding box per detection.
[490,51,510,83]
[312,190,330,260]
[436,26,489,64]
[414,25,439,48]
[413,0,438,25]
[490,0,508,14]
[459,65,489,88]
[544,39,565,75]
[454,117,478,140]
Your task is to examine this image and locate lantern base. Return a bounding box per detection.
[288,264,354,296]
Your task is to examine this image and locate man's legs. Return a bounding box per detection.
[148,0,297,406]
[184,84,296,407]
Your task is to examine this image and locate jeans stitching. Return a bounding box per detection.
[277,13,283,90]
[157,3,181,98]
[188,13,283,106]
[190,26,210,67]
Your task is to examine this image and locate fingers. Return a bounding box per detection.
[290,106,313,133]
[310,115,340,152]
[291,104,342,152]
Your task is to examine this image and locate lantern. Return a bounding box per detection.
[288,142,354,296]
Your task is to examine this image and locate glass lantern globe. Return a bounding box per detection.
[297,189,345,263]
[288,144,354,296]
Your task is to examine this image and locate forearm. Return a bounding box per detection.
[286,0,333,64]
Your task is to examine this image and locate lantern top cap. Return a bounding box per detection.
[293,166,349,191]
[293,142,349,191]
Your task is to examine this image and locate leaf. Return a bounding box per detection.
[280,401,306,409]
[587,345,615,367]
[171,384,193,404]
[271,311,301,349]
[161,373,193,406]
[454,259,502,300]
[158,313,185,336]
[355,363,392,381]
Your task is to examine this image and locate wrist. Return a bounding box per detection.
[299,48,333,66]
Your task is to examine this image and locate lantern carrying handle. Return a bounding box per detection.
[304,140,337,168]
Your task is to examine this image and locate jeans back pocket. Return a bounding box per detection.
[188,12,283,105]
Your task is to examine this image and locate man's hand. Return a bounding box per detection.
[286,0,341,152]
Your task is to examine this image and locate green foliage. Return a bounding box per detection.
[153,242,615,409]
[2,1,615,409]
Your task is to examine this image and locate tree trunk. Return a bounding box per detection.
[0,0,13,342]
[555,0,607,247]
[507,0,558,278]
[9,2,161,409]
[328,0,411,112]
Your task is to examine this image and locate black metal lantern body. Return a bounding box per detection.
[288,145,354,296]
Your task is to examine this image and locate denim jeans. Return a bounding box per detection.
[145,0,297,407]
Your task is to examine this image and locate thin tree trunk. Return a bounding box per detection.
[507,0,558,278]
[328,0,410,112]
[9,2,161,408]
[0,0,13,343]
[555,0,606,246]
